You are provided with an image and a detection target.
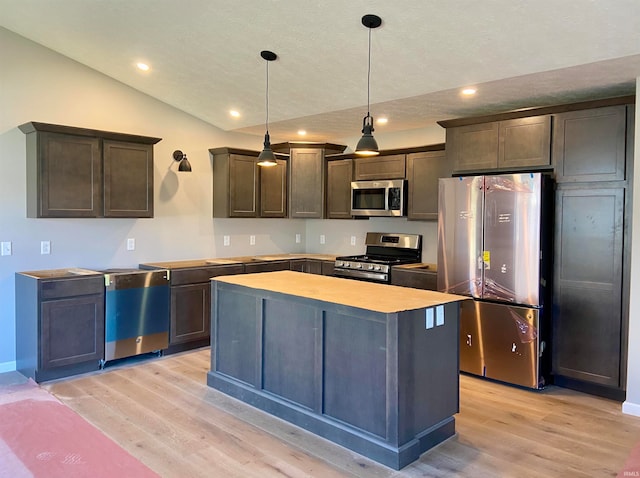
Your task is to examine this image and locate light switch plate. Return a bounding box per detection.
[223,235,230,246]
[1,241,11,256]
[40,241,50,255]
[250,235,256,246]
[126,238,135,251]
[320,234,326,244]
[295,233,301,244]
[350,236,356,246]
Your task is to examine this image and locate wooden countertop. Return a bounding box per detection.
[141,254,337,269]
[213,271,466,314]
[17,268,103,279]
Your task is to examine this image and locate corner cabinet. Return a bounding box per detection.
[272,142,346,219]
[443,115,551,173]
[209,147,287,218]
[19,122,160,218]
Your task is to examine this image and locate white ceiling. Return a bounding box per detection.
[1,0,640,143]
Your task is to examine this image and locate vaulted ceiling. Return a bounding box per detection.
[1,1,639,143]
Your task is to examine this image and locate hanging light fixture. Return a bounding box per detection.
[355,14,382,156]
[257,50,278,167]
[172,150,192,172]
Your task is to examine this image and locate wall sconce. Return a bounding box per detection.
[173,150,192,172]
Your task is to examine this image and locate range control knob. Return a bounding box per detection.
[336,261,343,267]
[374,265,381,271]
[356,263,362,269]
[367,264,374,270]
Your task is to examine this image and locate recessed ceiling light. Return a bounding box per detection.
[462,87,477,96]
[377,117,388,125]
[297,130,307,136]
[230,110,240,117]
[136,62,150,72]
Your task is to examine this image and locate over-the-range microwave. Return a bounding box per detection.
[350,179,406,217]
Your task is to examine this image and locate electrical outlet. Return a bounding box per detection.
[126,238,135,251]
[295,233,301,244]
[350,235,356,246]
[320,234,326,245]
[40,241,50,255]
[250,235,256,246]
[1,241,11,256]
[223,235,230,246]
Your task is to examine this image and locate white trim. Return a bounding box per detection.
[0,361,16,373]
[622,400,640,417]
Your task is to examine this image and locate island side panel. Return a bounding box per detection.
[323,310,388,439]
[397,302,460,446]
[263,298,320,411]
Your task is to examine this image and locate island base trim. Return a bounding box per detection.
[207,370,455,470]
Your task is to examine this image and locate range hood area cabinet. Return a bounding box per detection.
[209,147,287,218]
[19,122,160,218]
[272,142,346,219]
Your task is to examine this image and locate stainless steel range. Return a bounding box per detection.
[334,232,422,283]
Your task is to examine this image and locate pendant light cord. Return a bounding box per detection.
[265,60,269,133]
[366,25,371,117]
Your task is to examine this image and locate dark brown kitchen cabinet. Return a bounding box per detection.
[553,105,627,183]
[406,148,449,220]
[391,267,437,290]
[15,270,105,383]
[210,147,286,218]
[327,159,353,219]
[289,259,323,274]
[272,142,346,219]
[19,122,160,218]
[552,186,626,398]
[445,115,551,173]
[353,154,406,180]
[244,260,291,274]
[140,262,244,354]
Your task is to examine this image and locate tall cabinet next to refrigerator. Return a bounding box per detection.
[437,173,552,389]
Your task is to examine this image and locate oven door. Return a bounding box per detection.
[351,180,405,217]
[333,267,389,283]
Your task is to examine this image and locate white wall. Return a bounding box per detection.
[623,79,640,416]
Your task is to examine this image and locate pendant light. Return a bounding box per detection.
[257,50,278,167]
[355,14,382,156]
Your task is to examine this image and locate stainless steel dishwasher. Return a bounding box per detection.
[100,268,170,366]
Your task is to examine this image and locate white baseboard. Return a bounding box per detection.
[622,400,640,417]
[0,361,17,373]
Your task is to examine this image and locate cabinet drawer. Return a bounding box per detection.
[354,154,406,180]
[39,276,104,299]
[170,265,244,285]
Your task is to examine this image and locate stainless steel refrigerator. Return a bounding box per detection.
[437,172,552,389]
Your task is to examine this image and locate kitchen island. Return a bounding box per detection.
[207,271,467,469]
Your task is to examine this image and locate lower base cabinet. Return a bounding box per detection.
[391,267,437,290]
[15,271,105,383]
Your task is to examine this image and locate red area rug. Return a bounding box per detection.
[618,440,640,478]
[0,379,159,478]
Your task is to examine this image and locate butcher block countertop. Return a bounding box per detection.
[213,270,466,314]
[141,253,337,269]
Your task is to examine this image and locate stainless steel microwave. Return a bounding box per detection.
[350,179,406,217]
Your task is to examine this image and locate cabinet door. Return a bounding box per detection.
[498,115,551,169]
[229,154,259,217]
[406,150,449,220]
[260,159,287,217]
[552,187,624,388]
[40,294,105,369]
[447,122,499,172]
[244,260,291,273]
[289,149,325,218]
[553,106,627,183]
[103,140,154,217]
[353,154,405,180]
[327,159,353,219]
[391,268,437,290]
[170,283,210,345]
[33,132,102,218]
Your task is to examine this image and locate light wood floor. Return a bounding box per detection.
[41,348,640,478]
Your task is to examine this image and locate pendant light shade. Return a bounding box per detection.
[355,14,382,156]
[257,50,278,167]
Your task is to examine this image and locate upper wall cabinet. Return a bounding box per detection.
[406,148,449,221]
[444,115,551,173]
[209,147,287,218]
[19,122,160,218]
[272,142,346,219]
[353,154,406,180]
[326,159,353,219]
[553,105,627,183]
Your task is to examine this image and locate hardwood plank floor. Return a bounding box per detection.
[42,348,640,477]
